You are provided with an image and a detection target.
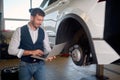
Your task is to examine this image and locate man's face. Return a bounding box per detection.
[31,14,44,28]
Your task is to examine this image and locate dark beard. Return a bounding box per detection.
[31,22,37,29]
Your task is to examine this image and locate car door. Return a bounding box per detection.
[40,0,60,45]
[40,0,67,45]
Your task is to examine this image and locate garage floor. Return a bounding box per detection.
[0,56,120,80]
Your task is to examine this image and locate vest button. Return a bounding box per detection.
[33,59,36,62]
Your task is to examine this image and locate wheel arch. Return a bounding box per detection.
[56,13,98,64]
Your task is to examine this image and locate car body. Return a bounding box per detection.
[40,0,120,66]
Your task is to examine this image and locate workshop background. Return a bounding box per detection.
[0,0,120,80]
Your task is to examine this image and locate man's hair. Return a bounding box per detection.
[29,8,45,17]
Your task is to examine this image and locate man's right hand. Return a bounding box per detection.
[23,49,44,57]
[31,49,44,56]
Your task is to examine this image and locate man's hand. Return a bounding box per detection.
[45,56,56,61]
[31,49,44,56]
[23,49,44,56]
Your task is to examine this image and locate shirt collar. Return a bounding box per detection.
[27,23,39,31]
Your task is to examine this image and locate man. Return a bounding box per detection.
[8,8,55,80]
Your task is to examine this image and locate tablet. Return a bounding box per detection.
[31,42,66,60]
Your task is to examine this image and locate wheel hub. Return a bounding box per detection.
[71,48,81,62]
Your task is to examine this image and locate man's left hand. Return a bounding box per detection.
[45,56,56,61]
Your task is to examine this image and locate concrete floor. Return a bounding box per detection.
[0,56,120,80]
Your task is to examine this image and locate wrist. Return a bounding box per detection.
[24,50,32,56]
[28,51,32,55]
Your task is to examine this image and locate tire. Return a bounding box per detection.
[1,66,19,80]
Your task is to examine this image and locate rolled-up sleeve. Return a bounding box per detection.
[8,27,24,58]
[43,30,51,54]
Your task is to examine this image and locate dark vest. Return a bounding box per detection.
[19,25,45,63]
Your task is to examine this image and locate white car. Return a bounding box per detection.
[40,0,120,66]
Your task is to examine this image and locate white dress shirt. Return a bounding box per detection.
[8,24,51,58]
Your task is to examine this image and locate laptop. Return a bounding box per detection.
[31,42,66,60]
